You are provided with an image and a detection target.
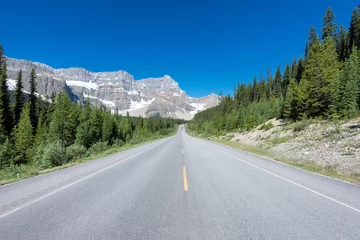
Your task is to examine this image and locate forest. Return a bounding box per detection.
[188,5,360,135]
[0,49,178,178]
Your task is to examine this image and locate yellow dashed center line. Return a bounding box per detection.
[183,166,188,191]
[182,149,184,154]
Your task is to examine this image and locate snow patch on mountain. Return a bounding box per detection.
[129,98,155,111]
[66,80,99,90]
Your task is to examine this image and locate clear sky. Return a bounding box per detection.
[2,0,359,97]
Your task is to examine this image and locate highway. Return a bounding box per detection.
[0,126,360,239]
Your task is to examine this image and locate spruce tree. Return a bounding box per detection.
[282,63,291,97]
[0,62,13,134]
[29,69,38,132]
[14,105,34,163]
[303,37,340,119]
[321,6,337,40]
[295,57,305,83]
[14,70,24,125]
[349,6,360,52]
[273,65,282,98]
[337,25,349,61]
[340,50,359,118]
[305,26,318,57]
[49,90,76,146]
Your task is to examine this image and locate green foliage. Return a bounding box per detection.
[189,5,360,136]
[321,6,337,40]
[37,142,67,167]
[66,144,87,161]
[14,70,24,125]
[0,62,13,134]
[292,120,315,132]
[14,105,34,164]
[260,122,274,131]
[0,138,14,169]
[29,69,38,132]
[87,141,109,155]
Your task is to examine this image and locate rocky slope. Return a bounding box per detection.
[228,118,360,176]
[6,58,220,120]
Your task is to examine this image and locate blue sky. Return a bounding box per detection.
[2,0,359,97]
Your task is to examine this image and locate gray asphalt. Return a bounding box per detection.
[0,126,360,239]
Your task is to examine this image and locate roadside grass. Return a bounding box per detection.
[0,129,177,186]
[187,130,360,185]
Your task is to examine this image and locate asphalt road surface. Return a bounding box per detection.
[1,126,360,239]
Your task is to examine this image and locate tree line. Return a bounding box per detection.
[188,5,360,135]
[0,46,177,170]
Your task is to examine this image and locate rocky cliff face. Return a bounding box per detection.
[6,58,220,120]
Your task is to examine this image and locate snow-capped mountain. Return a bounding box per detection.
[6,58,220,120]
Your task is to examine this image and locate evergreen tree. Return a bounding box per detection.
[321,6,337,40]
[349,6,360,52]
[337,25,349,61]
[273,65,282,98]
[29,69,38,132]
[282,63,291,97]
[0,45,4,76]
[14,105,34,163]
[303,37,340,119]
[49,90,77,146]
[340,49,359,118]
[35,108,48,147]
[295,57,305,83]
[14,70,24,125]
[102,110,116,144]
[305,26,318,57]
[0,62,13,134]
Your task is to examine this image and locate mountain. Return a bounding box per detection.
[6,58,220,120]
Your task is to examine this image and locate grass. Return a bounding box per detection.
[259,122,274,131]
[0,129,177,186]
[188,130,360,185]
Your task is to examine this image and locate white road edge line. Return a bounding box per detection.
[0,138,170,220]
[216,147,360,214]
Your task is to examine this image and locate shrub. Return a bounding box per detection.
[293,120,314,132]
[37,143,67,167]
[260,122,274,131]
[87,141,109,155]
[66,144,87,161]
[0,139,14,169]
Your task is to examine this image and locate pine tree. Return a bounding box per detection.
[340,49,359,118]
[0,62,13,134]
[303,37,340,119]
[14,70,24,125]
[0,45,4,76]
[349,6,360,52]
[282,63,291,97]
[49,90,77,146]
[273,65,282,98]
[29,69,38,132]
[295,57,305,83]
[305,26,318,57]
[102,111,116,144]
[337,25,349,61]
[321,6,337,40]
[35,108,48,147]
[14,105,34,163]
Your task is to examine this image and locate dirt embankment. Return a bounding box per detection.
[227,118,360,176]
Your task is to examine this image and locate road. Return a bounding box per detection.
[1,126,360,239]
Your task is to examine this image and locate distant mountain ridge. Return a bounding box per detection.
[6,58,220,120]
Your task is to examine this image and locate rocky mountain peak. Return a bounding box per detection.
[6,57,220,120]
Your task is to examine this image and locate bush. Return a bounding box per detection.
[87,141,109,155]
[66,144,87,161]
[37,143,67,167]
[260,122,274,131]
[293,120,314,132]
[0,139,14,169]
